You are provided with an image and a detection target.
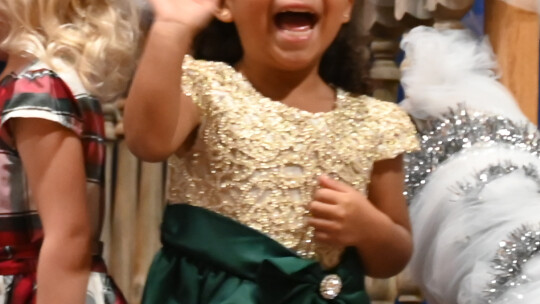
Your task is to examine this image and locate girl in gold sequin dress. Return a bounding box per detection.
[0,1,139,303]
[125,0,419,303]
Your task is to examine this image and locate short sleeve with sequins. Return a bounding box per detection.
[368,98,419,161]
[181,55,229,114]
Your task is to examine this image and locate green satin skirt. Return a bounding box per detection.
[142,204,370,304]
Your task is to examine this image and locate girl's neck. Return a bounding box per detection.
[236,57,336,113]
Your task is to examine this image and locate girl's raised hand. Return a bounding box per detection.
[307,175,383,247]
[148,0,219,32]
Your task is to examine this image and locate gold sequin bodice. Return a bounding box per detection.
[167,56,419,267]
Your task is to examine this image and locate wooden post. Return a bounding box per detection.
[369,39,401,102]
[485,0,539,124]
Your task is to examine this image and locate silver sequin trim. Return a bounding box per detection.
[404,105,540,202]
[486,224,540,303]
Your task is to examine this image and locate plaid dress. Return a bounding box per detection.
[0,62,125,304]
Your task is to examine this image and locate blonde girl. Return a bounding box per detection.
[0,0,139,303]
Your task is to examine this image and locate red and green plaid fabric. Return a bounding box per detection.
[0,66,124,303]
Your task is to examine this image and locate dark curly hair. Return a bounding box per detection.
[192,8,367,95]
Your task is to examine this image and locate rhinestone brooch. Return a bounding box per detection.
[320,274,342,300]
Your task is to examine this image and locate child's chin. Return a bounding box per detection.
[275,55,318,71]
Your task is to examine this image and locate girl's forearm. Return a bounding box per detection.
[124,21,197,161]
[359,156,413,278]
[354,212,413,278]
[36,233,91,304]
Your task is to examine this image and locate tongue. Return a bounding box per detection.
[276,13,313,31]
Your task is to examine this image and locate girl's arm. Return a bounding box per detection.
[362,155,412,277]
[13,118,91,304]
[308,155,412,278]
[123,0,218,162]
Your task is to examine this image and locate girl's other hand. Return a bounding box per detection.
[307,175,381,247]
[308,159,414,278]
[148,0,219,31]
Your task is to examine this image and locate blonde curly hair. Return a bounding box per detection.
[0,0,140,102]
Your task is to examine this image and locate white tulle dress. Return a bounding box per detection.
[401,26,540,304]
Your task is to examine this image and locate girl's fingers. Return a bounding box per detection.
[317,174,351,193]
[307,217,340,233]
[312,231,342,245]
[308,201,337,220]
[313,231,330,243]
[312,188,341,205]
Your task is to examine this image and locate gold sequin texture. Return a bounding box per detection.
[166,55,419,268]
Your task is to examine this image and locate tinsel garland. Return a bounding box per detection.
[404,104,540,303]
[450,163,540,303]
[451,163,540,303]
[451,163,540,200]
[404,105,540,202]
[486,225,540,303]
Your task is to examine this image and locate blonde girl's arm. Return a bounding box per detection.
[123,0,219,162]
[14,118,92,304]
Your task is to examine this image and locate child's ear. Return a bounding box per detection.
[215,8,233,23]
[215,0,234,23]
[343,0,354,23]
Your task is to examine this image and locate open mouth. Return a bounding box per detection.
[274,11,318,32]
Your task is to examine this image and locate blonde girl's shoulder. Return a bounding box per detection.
[29,60,88,97]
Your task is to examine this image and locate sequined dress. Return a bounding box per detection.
[166,56,419,267]
[143,56,418,304]
[0,62,125,304]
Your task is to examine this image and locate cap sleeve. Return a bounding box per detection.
[371,99,419,161]
[2,69,83,141]
[181,55,232,116]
